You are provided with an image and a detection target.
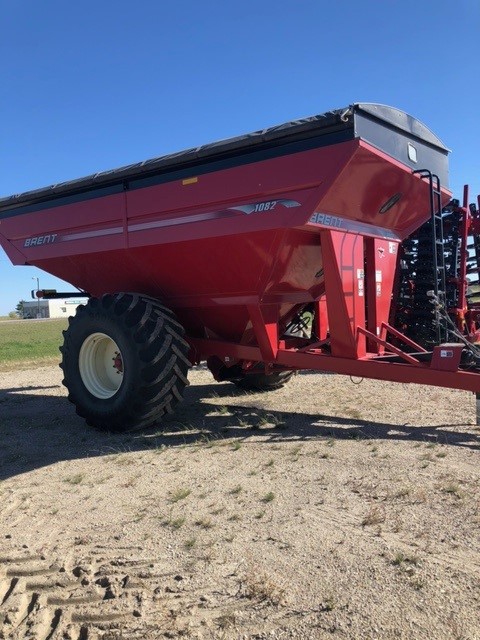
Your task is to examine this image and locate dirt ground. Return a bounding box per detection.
[0,364,479,640]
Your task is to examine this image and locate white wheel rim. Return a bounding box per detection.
[79,332,124,399]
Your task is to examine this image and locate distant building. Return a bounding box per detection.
[21,298,88,319]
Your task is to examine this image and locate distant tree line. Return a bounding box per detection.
[6,300,27,318]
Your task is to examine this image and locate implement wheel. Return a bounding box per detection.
[233,370,294,392]
[60,293,191,432]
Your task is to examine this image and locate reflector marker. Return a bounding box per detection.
[182,177,198,185]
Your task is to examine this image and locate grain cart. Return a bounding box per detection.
[1,103,479,432]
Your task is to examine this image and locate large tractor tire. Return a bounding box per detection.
[232,369,294,392]
[60,293,191,432]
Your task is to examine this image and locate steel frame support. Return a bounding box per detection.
[276,348,480,393]
[321,229,366,358]
[188,332,480,393]
[247,304,279,361]
[457,186,470,317]
[188,222,480,397]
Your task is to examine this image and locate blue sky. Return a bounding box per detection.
[1,0,479,315]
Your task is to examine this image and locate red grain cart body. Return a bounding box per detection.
[1,103,477,431]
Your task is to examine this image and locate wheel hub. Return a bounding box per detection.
[79,332,124,399]
[112,352,123,373]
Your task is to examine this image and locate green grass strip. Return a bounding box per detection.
[0,318,68,365]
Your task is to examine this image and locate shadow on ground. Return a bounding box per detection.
[0,376,479,481]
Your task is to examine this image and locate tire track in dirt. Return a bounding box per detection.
[0,498,22,521]
[0,547,273,638]
[0,551,148,639]
[304,504,480,578]
[378,530,480,576]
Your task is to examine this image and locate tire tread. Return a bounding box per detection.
[60,293,191,432]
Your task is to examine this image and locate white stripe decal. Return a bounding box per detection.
[128,210,231,233]
[56,198,302,242]
[62,227,123,241]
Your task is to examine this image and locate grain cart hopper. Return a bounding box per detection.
[1,103,479,432]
